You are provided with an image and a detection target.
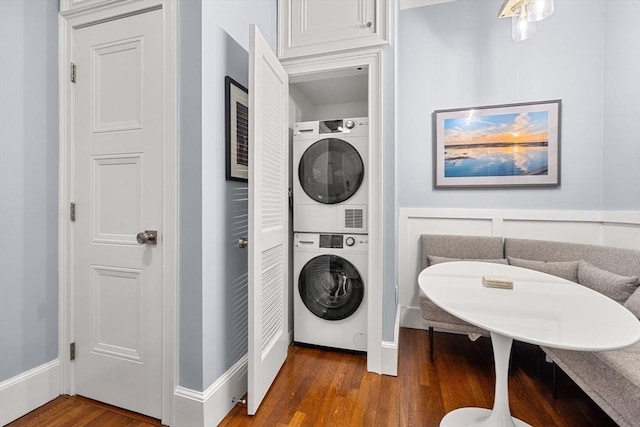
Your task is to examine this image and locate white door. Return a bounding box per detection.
[247,25,290,415]
[74,9,163,418]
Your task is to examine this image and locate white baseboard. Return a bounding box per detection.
[381,304,400,376]
[0,359,61,425]
[174,355,248,427]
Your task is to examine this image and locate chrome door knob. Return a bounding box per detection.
[238,237,248,249]
[136,230,157,245]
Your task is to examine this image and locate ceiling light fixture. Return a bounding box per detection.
[498,0,554,41]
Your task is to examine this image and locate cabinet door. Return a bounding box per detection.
[278,0,388,59]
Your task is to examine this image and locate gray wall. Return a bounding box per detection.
[222,33,249,377]
[398,0,607,210]
[603,1,640,210]
[178,0,204,391]
[0,0,59,382]
[382,1,398,342]
[200,0,277,391]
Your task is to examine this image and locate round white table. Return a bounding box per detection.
[419,261,640,427]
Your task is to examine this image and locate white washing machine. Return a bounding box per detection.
[293,232,367,351]
[293,118,368,234]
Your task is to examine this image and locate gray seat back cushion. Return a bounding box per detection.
[504,238,640,278]
[578,260,640,304]
[428,255,508,266]
[624,289,640,318]
[508,256,579,282]
[420,235,504,270]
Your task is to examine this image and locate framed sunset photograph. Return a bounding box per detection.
[433,100,561,188]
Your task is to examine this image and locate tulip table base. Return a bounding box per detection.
[440,332,530,427]
[441,408,530,427]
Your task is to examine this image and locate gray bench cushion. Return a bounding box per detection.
[419,235,503,335]
[542,342,640,427]
[428,255,508,266]
[419,290,488,335]
[508,257,579,282]
[625,289,640,318]
[505,238,640,278]
[420,234,504,270]
[578,260,640,304]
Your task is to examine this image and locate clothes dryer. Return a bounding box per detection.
[293,118,368,234]
[293,232,367,351]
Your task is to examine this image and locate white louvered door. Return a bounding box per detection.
[247,25,290,415]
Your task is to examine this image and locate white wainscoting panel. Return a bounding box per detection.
[603,211,640,250]
[398,208,640,331]
[174,355,248,427]
[502,220,603,245]
[0,360,61,425]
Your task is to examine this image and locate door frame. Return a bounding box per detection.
[58,0,178,424]
[283,49,384,374]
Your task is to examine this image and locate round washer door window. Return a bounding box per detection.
[298,138,364,204]
[298,255,364,321]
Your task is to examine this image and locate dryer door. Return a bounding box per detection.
[298,254,364,320]
[298,138,364,204]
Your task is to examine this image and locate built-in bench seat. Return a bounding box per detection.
[418,234,640,427]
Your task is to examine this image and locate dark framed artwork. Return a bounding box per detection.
[433,99,561,188]
[225,76,249,181]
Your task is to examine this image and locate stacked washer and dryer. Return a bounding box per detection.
[292,118,369,352]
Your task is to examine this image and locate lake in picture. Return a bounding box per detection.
[443,110,549,178]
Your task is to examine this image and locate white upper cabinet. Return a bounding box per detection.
[278,0,389,59]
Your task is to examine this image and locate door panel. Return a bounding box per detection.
[74,9,163,418]
[248,25,290,415]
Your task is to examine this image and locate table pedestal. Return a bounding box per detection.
[440,332,531,427]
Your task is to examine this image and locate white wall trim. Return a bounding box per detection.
[283,49,384,375]
[398,207,640,330]
[0,360,61,426]
[381,304,400,376]
[58,1,177,425]
[174,355,249,427]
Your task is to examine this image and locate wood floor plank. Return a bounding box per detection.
[7,329,619,427]
[7,395,160,427]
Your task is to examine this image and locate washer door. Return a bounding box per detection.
[298,138,364,204]
[298,254,364,321]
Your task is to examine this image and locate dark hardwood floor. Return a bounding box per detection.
[6,395,162,426]
[7,328,617,426]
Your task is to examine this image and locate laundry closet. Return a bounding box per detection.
[289,70,370,352]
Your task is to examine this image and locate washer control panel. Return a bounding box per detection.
[294,233,368,252]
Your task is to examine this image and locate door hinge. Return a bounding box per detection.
[70,202,76,222]
[70,342,76,361]
[288,188,293,208]
[70,63,76,83]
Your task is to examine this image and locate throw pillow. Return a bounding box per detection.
[507,257,579,282]
[577,260,640,305]
[428,255,508,266]
[624,289,640,319]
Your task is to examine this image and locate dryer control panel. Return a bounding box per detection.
[293,117,368,138]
